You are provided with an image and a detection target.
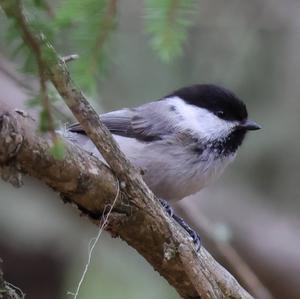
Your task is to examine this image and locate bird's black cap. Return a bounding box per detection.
[167,84,248,122]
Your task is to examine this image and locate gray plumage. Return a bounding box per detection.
[68,101,178,142]
[61,84,260,251]
[63,96,237,201]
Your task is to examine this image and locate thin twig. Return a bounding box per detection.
[15,1,54,133]
[68,180,120,299]
[61,54,79,63]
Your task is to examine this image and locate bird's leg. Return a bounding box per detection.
[159,198,174,217]
[172,214,201,252]
[159,199,201,251]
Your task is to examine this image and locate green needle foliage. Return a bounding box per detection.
[50,137,66,160]
[2,0,198,159]
[53,0,117,94]
[4,0,197,93]
[5,0,54,74]
[145,0,196,62]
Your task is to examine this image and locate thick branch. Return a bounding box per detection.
[0,107,252,299]
[0,1,253,298]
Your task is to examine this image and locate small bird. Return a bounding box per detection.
[65,84,260,249]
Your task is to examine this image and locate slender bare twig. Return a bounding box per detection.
[14,1,54,134]
[61,54,79,63]
[69,181,120,299]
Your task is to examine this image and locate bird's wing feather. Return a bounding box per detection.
[67,101,177,142]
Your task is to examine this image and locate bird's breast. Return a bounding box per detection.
[65,132,235,201]
[116,136,235,201]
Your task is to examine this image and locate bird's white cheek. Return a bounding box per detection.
[167,98,238,140]
[195,114,236,140]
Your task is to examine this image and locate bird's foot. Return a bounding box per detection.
[172,214,201,251]
[159,199,201,251]
[159,198,174,217]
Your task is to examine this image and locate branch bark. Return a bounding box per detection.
[0,107,252,299]
[176,205,273,299]
[0,1,253,298]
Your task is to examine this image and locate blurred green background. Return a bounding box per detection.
[0,1,300,298]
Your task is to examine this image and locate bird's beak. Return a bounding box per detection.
[239,120,261,131]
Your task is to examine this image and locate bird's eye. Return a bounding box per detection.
[215,111,224,118]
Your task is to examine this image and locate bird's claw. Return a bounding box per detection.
[159,199,201,251]
[187,228,201,252]
[159,198,174,217]
[172,213,201,251]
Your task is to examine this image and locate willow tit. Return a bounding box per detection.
[65,84,260,249]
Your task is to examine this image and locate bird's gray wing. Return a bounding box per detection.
[67,101,177,142]
[67,109,133,136]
